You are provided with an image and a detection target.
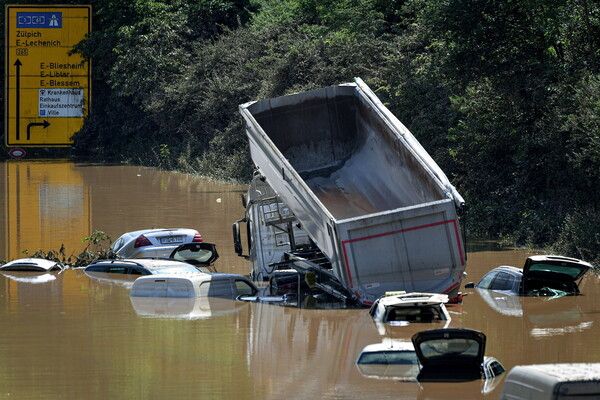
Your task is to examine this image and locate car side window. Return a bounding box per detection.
[489,360,505,377]
[235,280,256,295]
[86,264,108,272]
[489,272,515,291]
[107,266,128,274]
[199,280,233,298]
[129,267,147,275]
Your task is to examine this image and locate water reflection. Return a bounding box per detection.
[0,161,249,275]
[83,270,139,289]
[130,296,249,320]
[246,302,421,399]
[0,270,59,284]
[1,160,92,260]
[477,288,524,316]
[475,288,594,339]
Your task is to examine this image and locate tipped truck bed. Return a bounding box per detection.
[239,78,466,305]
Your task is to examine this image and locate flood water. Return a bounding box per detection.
[0,161,598,399]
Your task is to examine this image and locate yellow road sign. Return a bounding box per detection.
[4,5,92,147]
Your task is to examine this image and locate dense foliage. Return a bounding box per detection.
[1,0,599,264]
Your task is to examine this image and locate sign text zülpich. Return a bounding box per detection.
[5,5,92,147]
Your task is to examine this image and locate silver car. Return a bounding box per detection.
[84,258,208,276]
[369,292,451,324]
[464,255,593,296]
[110,228,203,258]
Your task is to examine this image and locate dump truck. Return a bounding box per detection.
[233,78,466,306]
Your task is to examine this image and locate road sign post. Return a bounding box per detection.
[5,5,92,147]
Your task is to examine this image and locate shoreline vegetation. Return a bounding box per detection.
[1,0,598,265]
[2,231,117,269]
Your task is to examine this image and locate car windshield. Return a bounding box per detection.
[386,306,443,322]
[528,263,587,279]
[418,338,480,359]
[172,248,215,263]
[153,266,202,274]
[477,272,496,288]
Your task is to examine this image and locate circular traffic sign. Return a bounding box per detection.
[8,148,26,159]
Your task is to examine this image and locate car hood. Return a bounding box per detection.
[169,243,219,266]
[523,256,592,282]
[411,328,486,369]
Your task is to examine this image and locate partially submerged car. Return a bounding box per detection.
[464,255,593,296]
[110,228,203,258]
[84,258,208,289]
[84,258,209,280]
[499,363,600,399]
[369,292,451,325]
[411,328,505,383]
[85,243,219,276]
[130,273,258,299]
[355,340,420,381]
[0,258,63,272]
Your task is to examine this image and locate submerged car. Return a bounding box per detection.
[84,258,209,277]
[0,271,58,284]
[369,292,451,324]
[85,243,220,287]
[110,228,203,258]
[411,328,505,383]
[355,340,420,381]
[130,273,258,299]
[464,255,593,296]
[0,258,63,272]
[130,295,250,320]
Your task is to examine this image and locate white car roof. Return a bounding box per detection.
[130,272,256,298]
[360,340,415,353]
[378,292,449,307]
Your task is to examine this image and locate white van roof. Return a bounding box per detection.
[500,363,600,399]
[131,273,210,298]
[130,272,257,299]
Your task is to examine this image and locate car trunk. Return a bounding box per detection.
[521,258,592,296]
[412,328,486,382]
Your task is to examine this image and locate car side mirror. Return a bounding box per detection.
[464,282,475,289]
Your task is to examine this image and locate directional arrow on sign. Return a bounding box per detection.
[14,59,22,140]
[27,120,51,140]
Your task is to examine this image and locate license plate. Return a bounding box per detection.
[159,236,184,244]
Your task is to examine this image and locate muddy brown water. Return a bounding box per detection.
[0,161,598,399]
